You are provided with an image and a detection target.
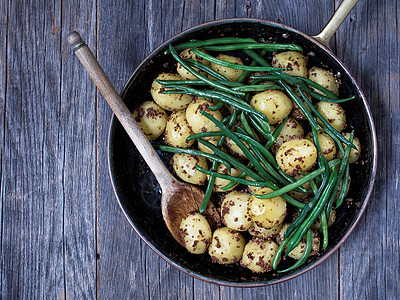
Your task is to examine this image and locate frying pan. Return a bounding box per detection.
[107,0,377,286]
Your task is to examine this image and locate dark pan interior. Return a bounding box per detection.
[108,19,376,286]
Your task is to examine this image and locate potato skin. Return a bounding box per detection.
[164,110,194,148]
[277,223,320,259]
[179,212,212,254]
[221,191,252,231]
[276,139,317,176]
[208,227,245,264]
[274,117,304,149]
[172,153,208,185]
[250,188,287,229]
[250,90,294,125]
[210,54,244,81]
[240,238,279,273]
[308,67,339,96]
[337,133,361,163]
[150,73,193,111]
[248,223,283,239]
[305,131,337,162]
[177,48,211,80]
[213,164,242,192]
[132,101,167,141]
[316,101,346,132]
[272,51,308,77]
[186,99,222,136]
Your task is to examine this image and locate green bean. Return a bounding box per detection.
[278,229,313,273]
[265,117,288,149]
[157,145,231,171]
[208,101,225,111]
[297,87,357,150]
[309,179,318,194]
[164,37,257,53]
[264,181,306,208]
[280,80,320,131]
[318,122,345,156]
[236,48,269,83]
[197,139,264,182]
[325,131,354,214]
[272,229,297,270]
[186,131,223,141]
[192,48,285,72]
[320,211,329,249]
[186,59,230,81]
[249,75,284,81]
[285,167,337,255]
[284,168,330,239]
[157,79,244,88]
[335,163,350,208]
[232,84,283,92]
[195,165,267,187]
[201,43,303,52]
[298,77,339,99]
[200,111,275,181]
[220,171,248,191]
[251,159,340,199]
[248,114,272,138]
[168,44,245,96]
[240,113,258,140]
[200,110,237,213]
[247,144,281,184]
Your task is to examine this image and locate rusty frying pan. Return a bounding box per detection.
[104,0,377,286]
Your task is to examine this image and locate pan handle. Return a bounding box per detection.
[312,0,358,48]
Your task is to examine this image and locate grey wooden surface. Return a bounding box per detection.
[0,0,398,299]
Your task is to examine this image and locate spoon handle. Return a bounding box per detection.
[67,31,176,191]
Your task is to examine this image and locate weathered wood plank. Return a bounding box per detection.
[61,0,97,298]
[336,0,400,299]
[96,0,150,299]
[0,0,67,298]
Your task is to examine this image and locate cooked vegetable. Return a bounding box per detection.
[272,51,308,78]
[172,153,208,185]
[179,212,212,254]
[132,101,167,141]
[164,110,194,148]
[177,48,211,80]
[221,190,252,231]
[308,67,339,96]
[208,227,245,264]
[151,73,193,111]
[240,238,279,273]
[316,101,346,132]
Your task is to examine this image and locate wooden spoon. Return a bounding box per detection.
[67,31,221,245]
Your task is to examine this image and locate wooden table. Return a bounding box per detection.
[1,0,398,298]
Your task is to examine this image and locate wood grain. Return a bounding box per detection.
[336,0,400,298]
[0,0,398,299]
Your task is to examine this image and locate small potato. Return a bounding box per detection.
[250,90,294,125]
[150,73,193,111]
[276,139,317,176]
[308,67,339,96]
[311,208,336,230]
[210,54,244,81]
[164,110,194,148]
[274,117,304,148]
[250,188,287,229]
[177,48,211,80]
[224,137,249,159]
[208,227,245,264]
[277,223,320,259]
[316,101,346,132]
[221,191,252,231]
[213,164,242,192]
[198,138,220,154]
[180,211,212,254]
[132,101,167,141]
[305,131,337,161]
[337,133,361,163]
[186,99,223,136]
[246,175,263,194]
[272,51,308,77]
[248,223,282,239]
[240,238,279,273]
[172,153,208,185]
